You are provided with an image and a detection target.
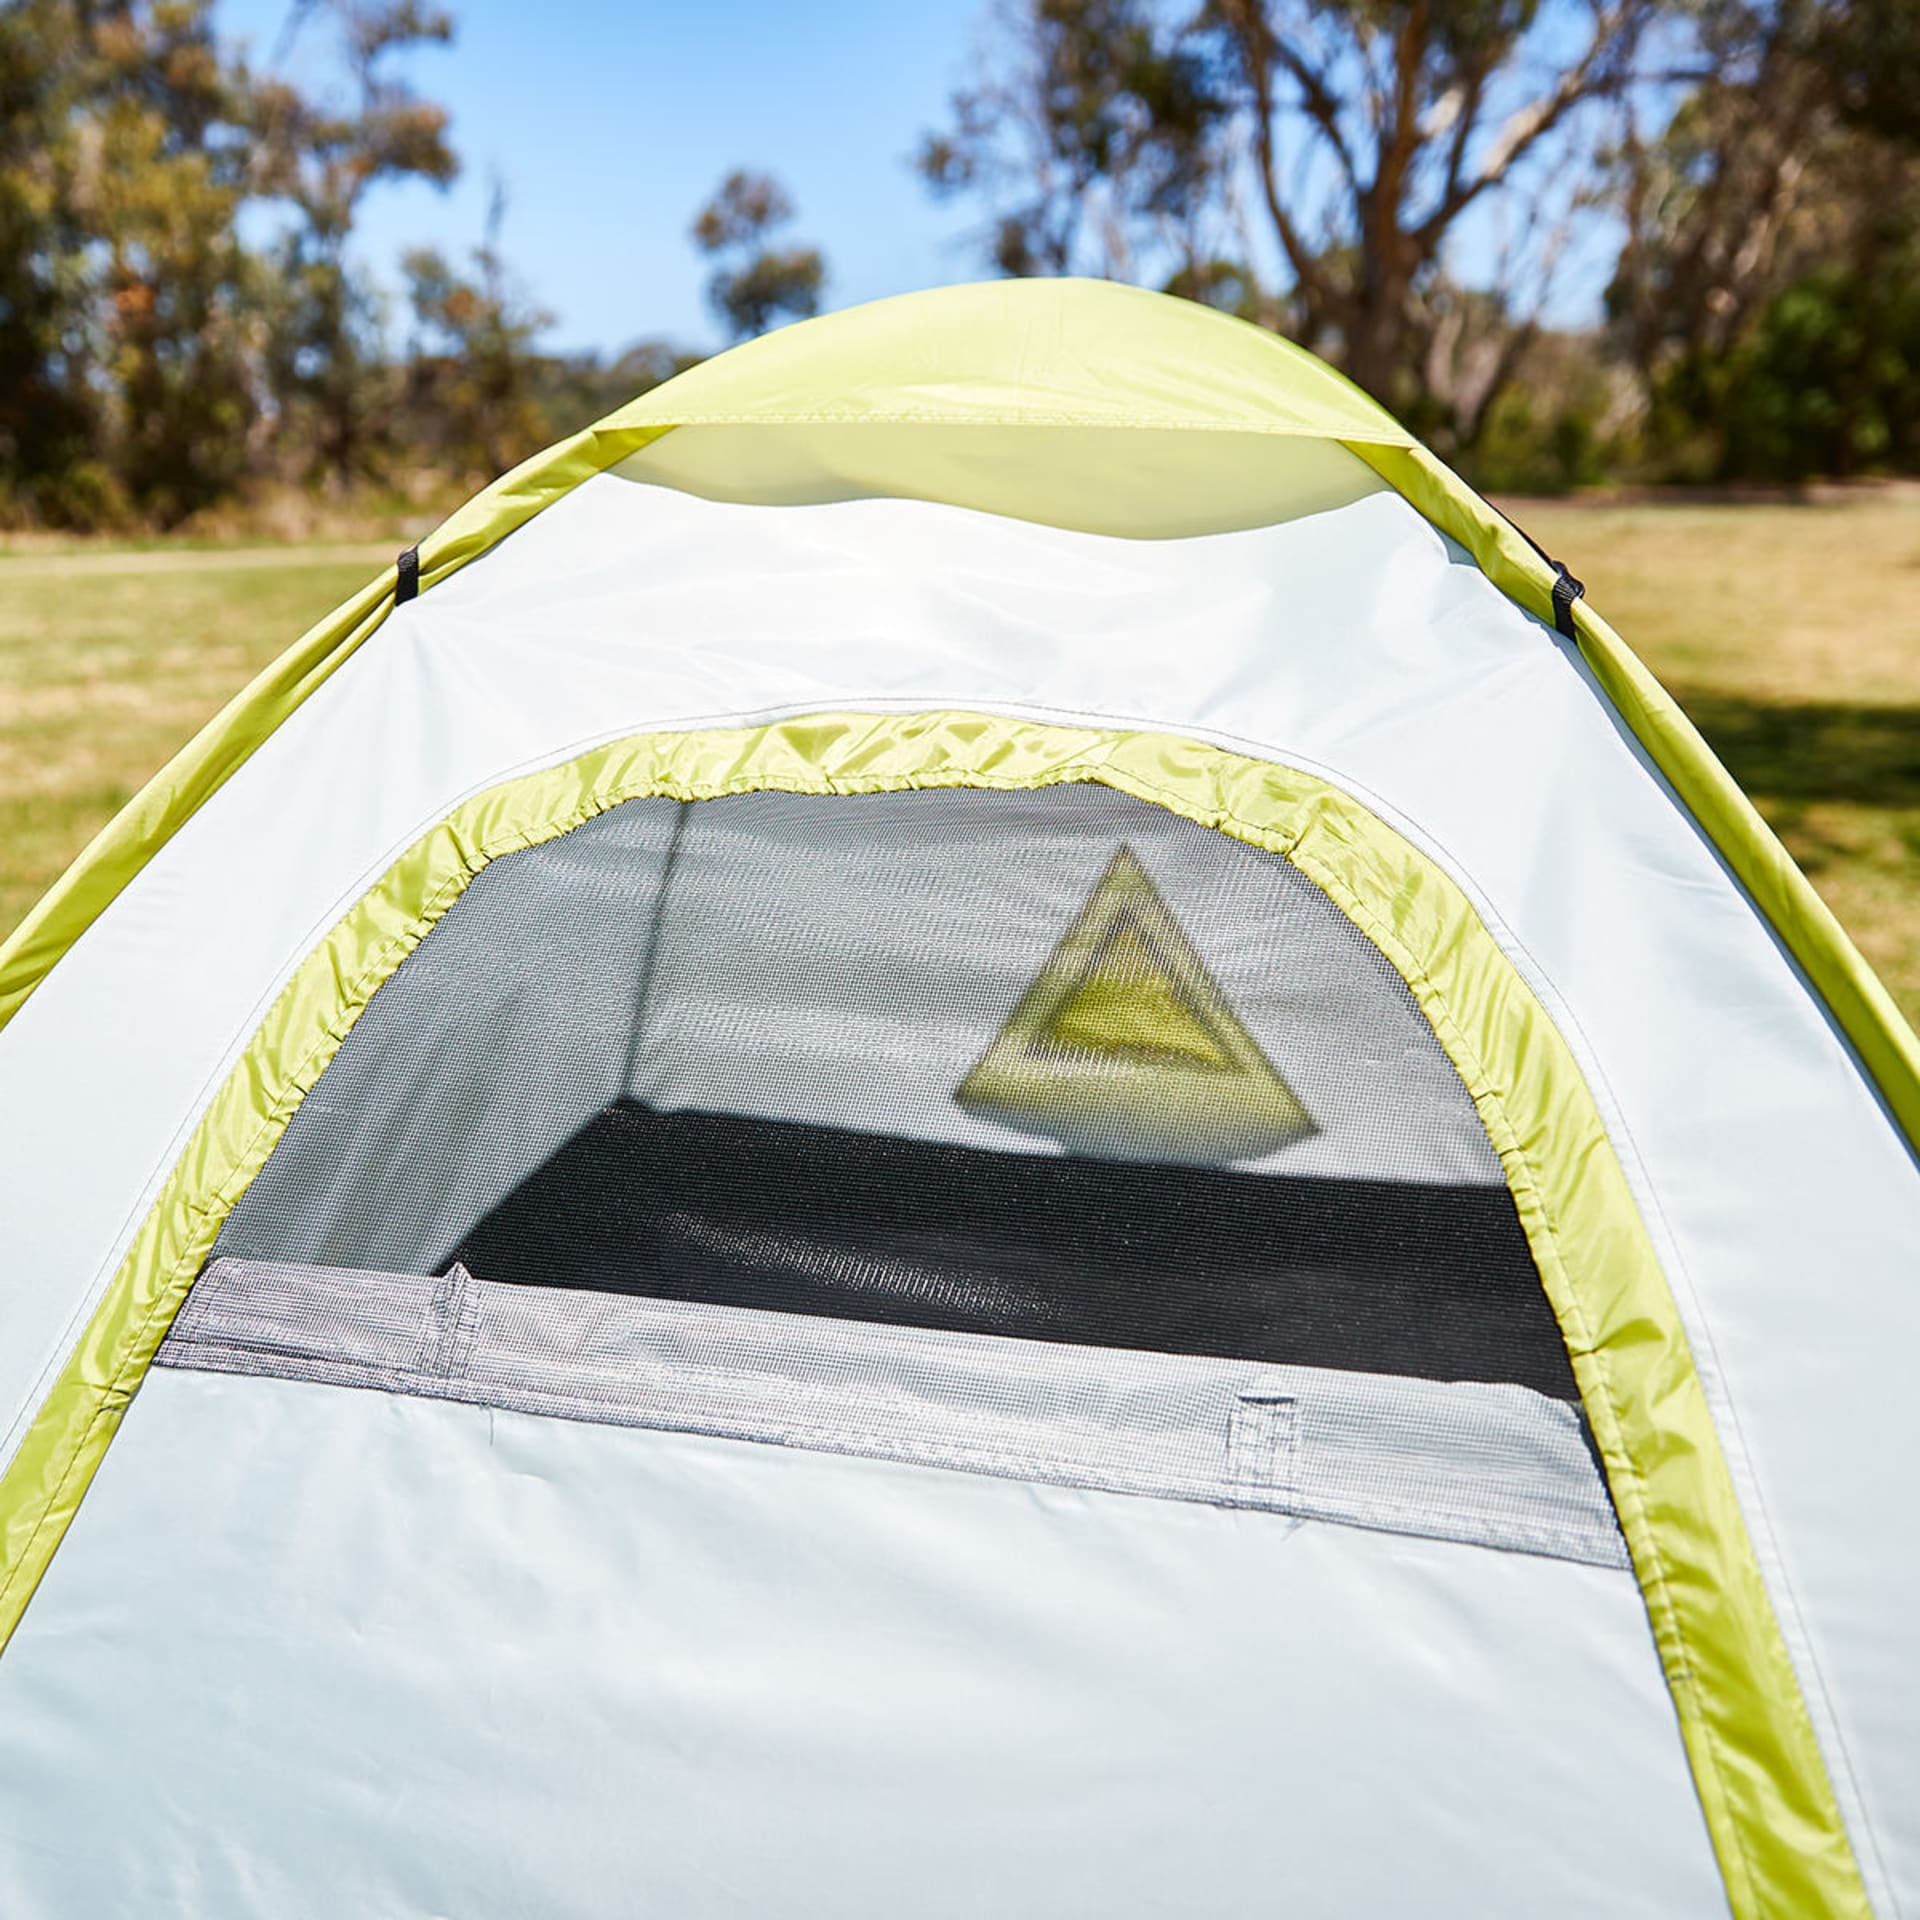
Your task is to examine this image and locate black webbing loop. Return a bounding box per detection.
[1550,560,1585,639]
[395,545,420,605]
[1486,499,1586,640]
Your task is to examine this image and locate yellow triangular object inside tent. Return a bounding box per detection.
[956,846,1315,1164]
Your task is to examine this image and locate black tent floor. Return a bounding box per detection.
[449,1101,1580,1403]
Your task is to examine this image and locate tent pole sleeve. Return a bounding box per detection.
[1351,439,1920,1162]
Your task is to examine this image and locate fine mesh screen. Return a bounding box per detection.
[216,784,1578,1400]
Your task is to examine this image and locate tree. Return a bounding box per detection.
[401,182,552,477]
[1607,1,1892,373]
[918,0,1228,282]
[87,0,262,520]
[0,0,270,523]
[0,0,522,524]
[920,0,1666,449]
[1607,0,1920,476]
[251,0,458,482]
[1708,245,1920,479]
[1812,0,1920,153]
[0,1,102,520]
[691,170,826,340]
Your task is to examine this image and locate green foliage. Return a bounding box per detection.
[692,170,826,340]
[1807,0,1920,152]
[0,0,463,523]
[918,0,1229,281]
[0,0,266,523]
[1448,328,1622,494]
[0,1,97,512]
[0,2,742,527]
[1654,243,1920,481]
[400,184,553,479]
[251,0,459,483]
[1465,389,1609,495]
[90,2,259,520]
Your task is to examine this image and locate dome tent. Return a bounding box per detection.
[0,277,1913,1917]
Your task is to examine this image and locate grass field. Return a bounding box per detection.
[1519,496,1920,1022]
[2,500,1917,1022]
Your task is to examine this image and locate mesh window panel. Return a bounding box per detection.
[215,785,1578,1401]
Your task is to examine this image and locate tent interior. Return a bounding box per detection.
[216,784,1570,1393]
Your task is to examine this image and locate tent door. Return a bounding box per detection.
[0,1253,1731,1917]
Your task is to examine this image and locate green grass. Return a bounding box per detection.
[0,545,388,937]
[1516,497,1920,1023]
[1,502,1916,1024]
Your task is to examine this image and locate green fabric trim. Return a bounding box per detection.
[0,710,1865,1920]
[1355,441,1920,1159]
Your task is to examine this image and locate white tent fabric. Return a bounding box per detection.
[0,438,1914,1903]
[0,1359,1728,1918]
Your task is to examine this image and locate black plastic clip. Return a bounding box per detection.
[1550,560,1584,638]
[395,545,420,605]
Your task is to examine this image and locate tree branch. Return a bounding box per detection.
[1417,1,1644,245]
[1266,33,1364,196]
[1218,1,1338,319]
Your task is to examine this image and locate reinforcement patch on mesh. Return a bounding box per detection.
[161,1258,1628,1570]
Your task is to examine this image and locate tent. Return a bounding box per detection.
[0,278,1913,1918]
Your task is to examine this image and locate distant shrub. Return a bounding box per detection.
[19,462,133,534]
[1464,388,1614,497]
[1652,252,1920,482]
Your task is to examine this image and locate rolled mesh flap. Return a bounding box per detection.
[165,1257,1625,1568]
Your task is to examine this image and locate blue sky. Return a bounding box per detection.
[216,0,987,356]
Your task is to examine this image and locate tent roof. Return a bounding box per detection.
[604,278,1418,444]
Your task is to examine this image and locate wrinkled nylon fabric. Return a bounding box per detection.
[0,715,1864,1920]
[611,422,1390,539]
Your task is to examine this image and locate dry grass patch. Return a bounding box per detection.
[0,549,385,935]
[1517,498,1920,706]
